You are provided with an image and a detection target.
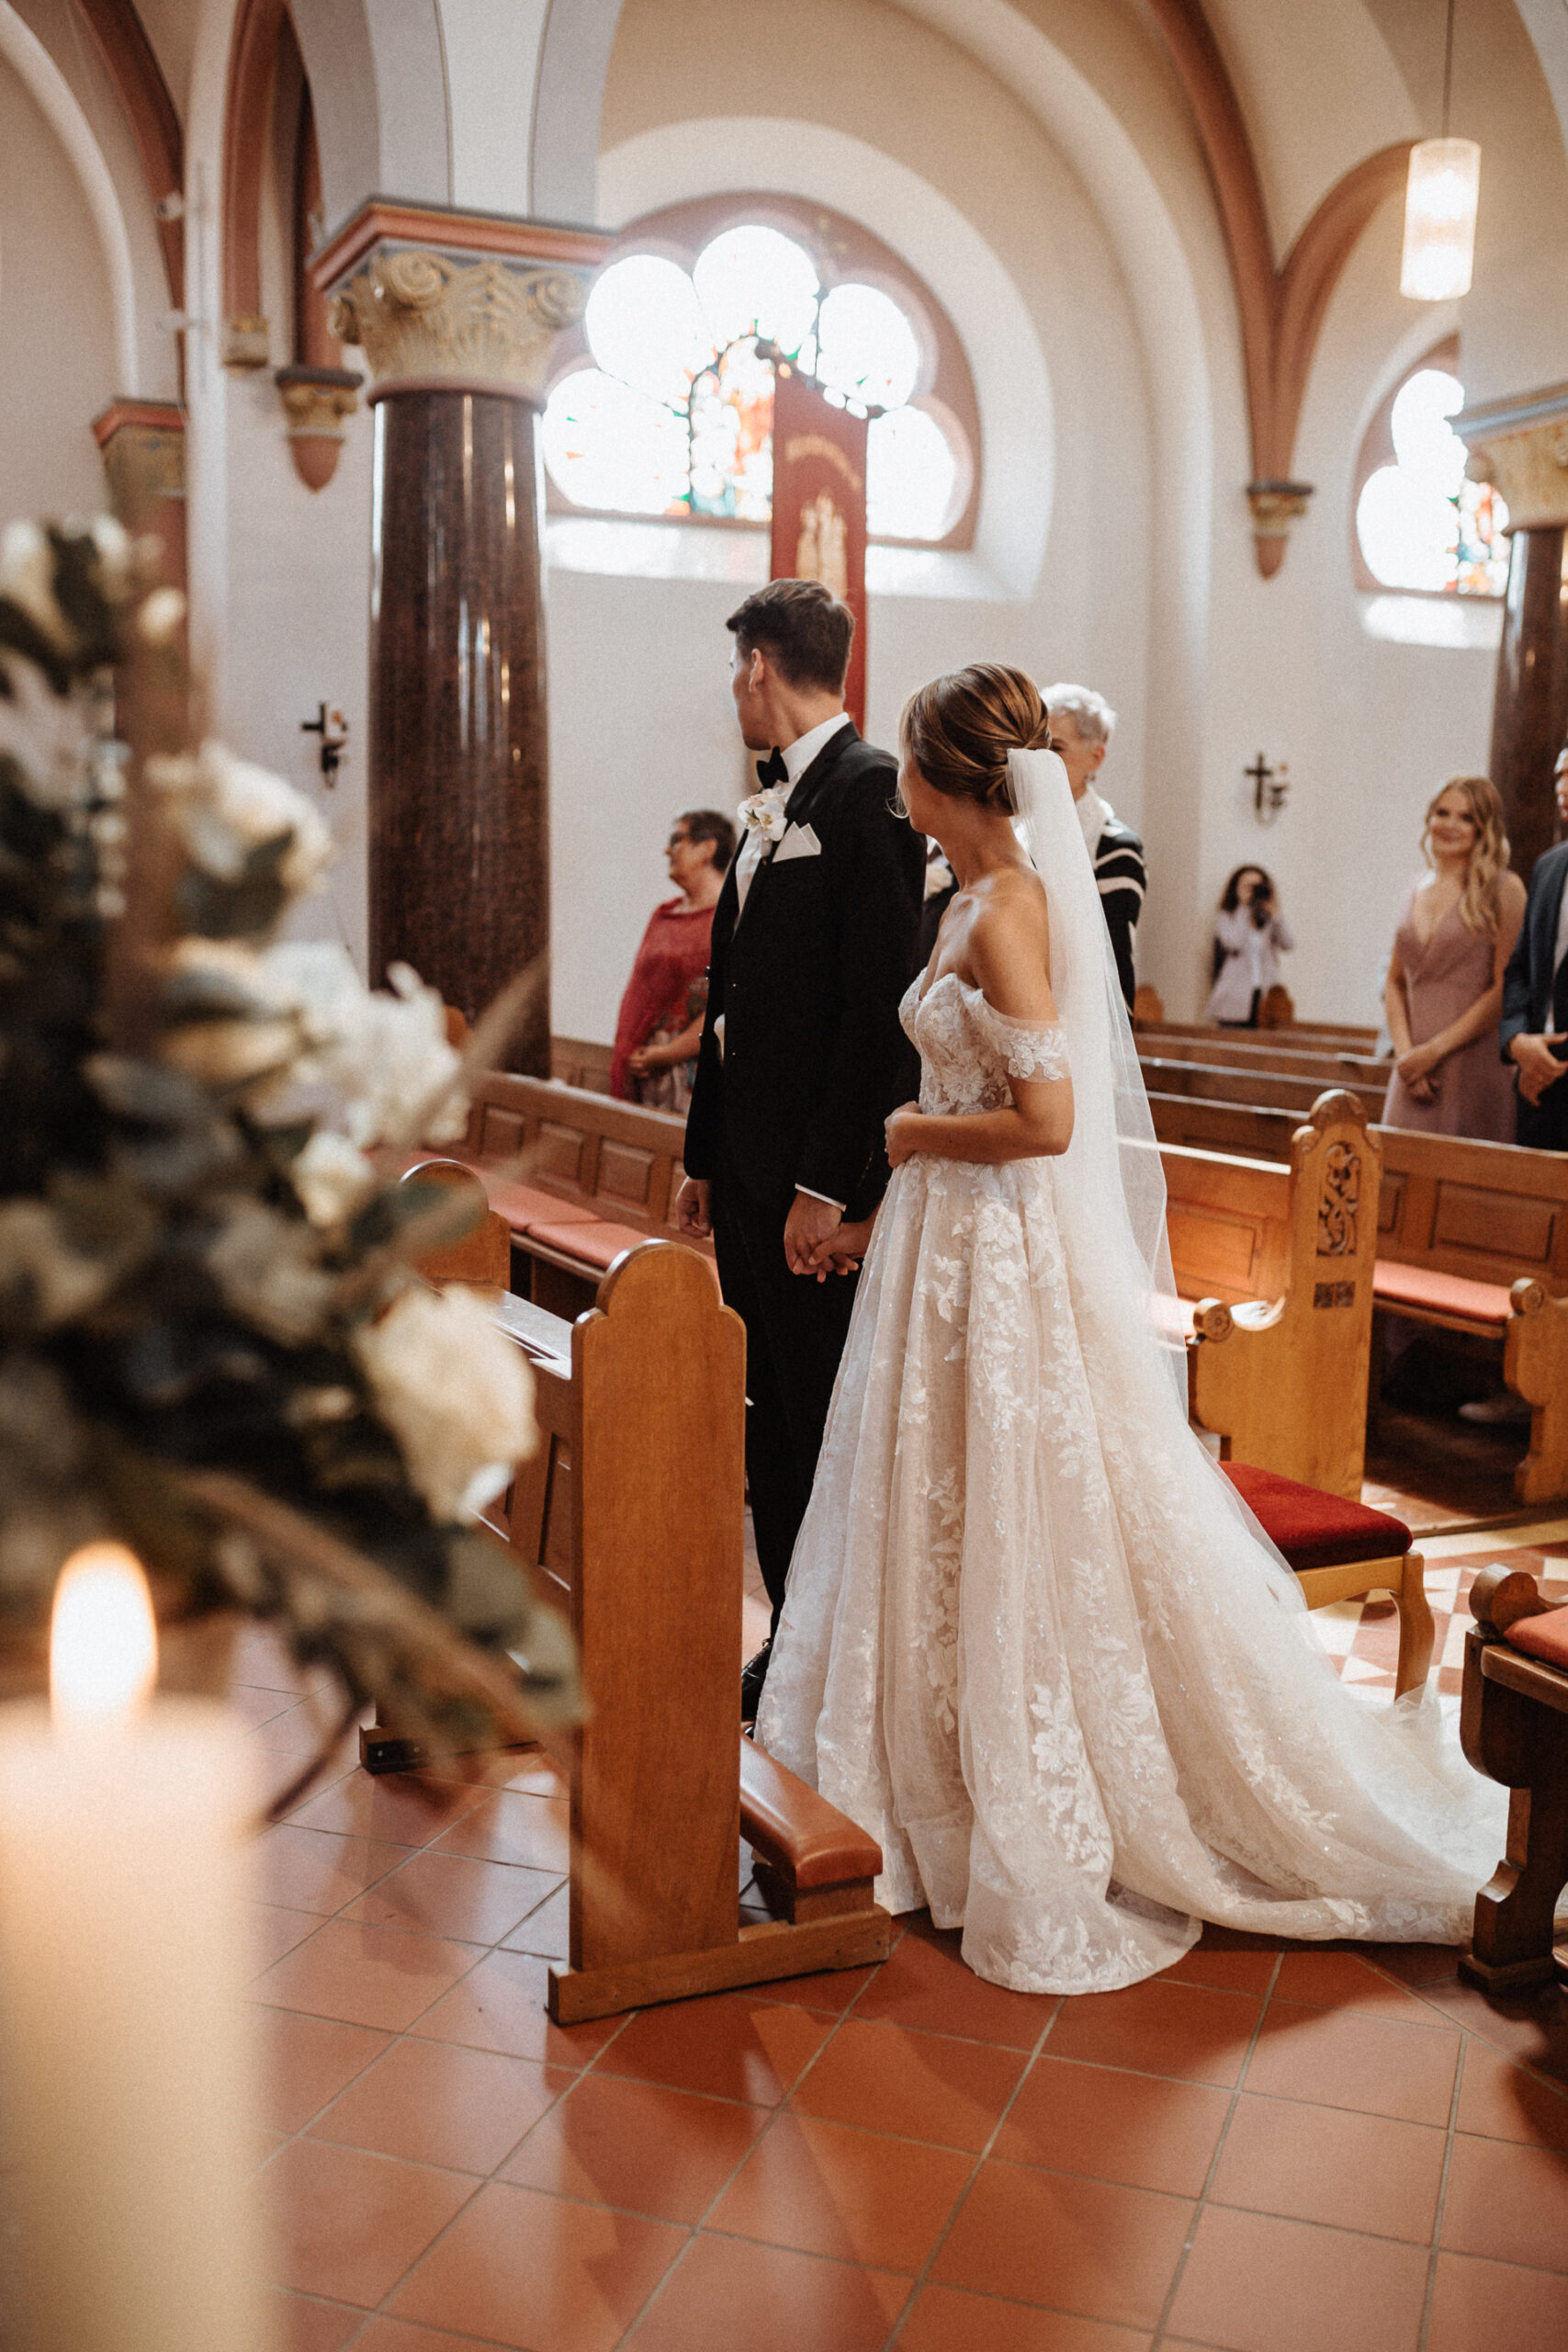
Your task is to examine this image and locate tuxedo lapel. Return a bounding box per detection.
[786,720,861,831]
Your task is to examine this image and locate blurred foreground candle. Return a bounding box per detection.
[0,1544,274,2351]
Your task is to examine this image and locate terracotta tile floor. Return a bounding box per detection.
[237,1521,1568,2351]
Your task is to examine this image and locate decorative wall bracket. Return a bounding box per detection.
[274,364,364,492]
[222,313,270,370]
[1246,481,1314,578]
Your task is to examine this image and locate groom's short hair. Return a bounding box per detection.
[727,579,854,695]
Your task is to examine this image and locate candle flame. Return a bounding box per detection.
[50,1544,158,1726]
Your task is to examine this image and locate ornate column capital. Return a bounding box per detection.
[1454,381,1568,533]
[312,201,608,407]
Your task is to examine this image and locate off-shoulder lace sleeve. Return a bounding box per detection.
[979,1000,1070,1081]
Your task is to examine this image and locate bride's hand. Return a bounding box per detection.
[886,1102,922,1168]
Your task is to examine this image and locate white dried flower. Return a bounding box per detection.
[137,586,186,646]
[0,651,94,810]
[206,1200,333,1344]
[0,521,71,648]
[290,1130,378,1227]
[354,1283,536,1522]
[0,1202,113,1327]
[349,964,467,1148]
[161,1013,299,1089]
[85,514,132,594]
[145,738,332,898]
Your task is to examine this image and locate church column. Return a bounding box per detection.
[1456,384,1568,884]
[314,205,605,1064]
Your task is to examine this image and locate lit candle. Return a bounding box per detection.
[0,1544,275,2350]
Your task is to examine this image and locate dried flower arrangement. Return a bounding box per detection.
[0,519,575,1786]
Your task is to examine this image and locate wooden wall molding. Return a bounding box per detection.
[1148,0,1411,576]
[73,0,183,308]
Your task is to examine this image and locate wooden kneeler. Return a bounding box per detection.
[493,1240,890,2026]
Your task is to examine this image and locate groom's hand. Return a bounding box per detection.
[676,1177,713,1238]
[784,1190,841,1277]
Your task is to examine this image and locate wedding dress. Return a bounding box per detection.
[756,750,1506,1996]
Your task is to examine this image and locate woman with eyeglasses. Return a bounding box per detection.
[610,809,736,1107]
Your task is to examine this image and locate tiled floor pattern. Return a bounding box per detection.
[238,1523,1568,2352]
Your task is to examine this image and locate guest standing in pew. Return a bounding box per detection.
[1501,746,1568,1151]
[677,580,925,1720]
[609,809,736,1110]
[1040,683,1145,1012]
[1382,775,1525,1140]
[757,664,1506,1998]
[1204,866,1293,1026]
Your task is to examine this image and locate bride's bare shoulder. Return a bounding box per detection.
[968,866,1055,1021]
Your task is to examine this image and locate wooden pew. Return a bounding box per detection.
[457,1072,699,1317]
[1139,1032,1393,1091]
[492,1242,891,2022]
[1143,1018,1381,1052]
[1375,1126,1568,1504]
[1158,1091,1381,1499]
[1148,1091,1299,1161]
[1458,1566,1568,1992]
[1139,1053,1388,1127]
[400,1158,511,1289]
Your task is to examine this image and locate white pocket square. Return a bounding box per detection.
[773,822,822,864]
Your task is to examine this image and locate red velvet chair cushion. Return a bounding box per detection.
[1372,1260,1513,1328]
[1220,1462,1412,1571]
[1505,1606,1568,1673]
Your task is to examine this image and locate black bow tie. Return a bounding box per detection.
[755,747,788,790]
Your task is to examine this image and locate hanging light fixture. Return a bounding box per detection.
[1401,0,1481,300]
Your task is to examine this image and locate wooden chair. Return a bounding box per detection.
[1221,1462,1433,1699]
[1458,1565,1568,1994]
[1161,1091,1382,1499]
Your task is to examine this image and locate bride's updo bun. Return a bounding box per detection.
[900,664,1053,814]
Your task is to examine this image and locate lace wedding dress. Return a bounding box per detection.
[756,755,1507,1996]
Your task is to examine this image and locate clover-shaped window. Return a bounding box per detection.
[541,203,976,548]
[1354,345,1507,598]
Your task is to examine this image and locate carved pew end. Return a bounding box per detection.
[1458,1566,1568,1994]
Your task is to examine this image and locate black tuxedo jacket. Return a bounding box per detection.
[683,724,924,1210]
[1500,841,1568,1055]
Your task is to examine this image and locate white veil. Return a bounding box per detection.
[1008,749,1188,1419]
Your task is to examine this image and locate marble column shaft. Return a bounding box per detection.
[321,214,604,1066]
[1457,385,1568,885]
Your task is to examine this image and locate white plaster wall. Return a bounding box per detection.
[547,0,1152,1046]
[0,50,117,522]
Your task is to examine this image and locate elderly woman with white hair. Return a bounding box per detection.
[1041,683,1146,1010]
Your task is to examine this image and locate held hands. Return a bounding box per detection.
[803,1215,877,1281]
[1395,1042,1442,1094]
[676,1176,712,1239]
[784,1190,844,1278]
[885,1102,923,1170]
[1511,1031,1568,1106]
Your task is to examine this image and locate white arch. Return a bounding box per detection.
[0,1,139,392]
[598,117,1055,600]
[531,0,624,220]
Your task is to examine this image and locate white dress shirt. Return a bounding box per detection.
[734,710,853,914]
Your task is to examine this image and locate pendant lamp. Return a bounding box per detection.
[1401,0,1480,300]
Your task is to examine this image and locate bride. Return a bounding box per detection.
[755,662,1506,1996]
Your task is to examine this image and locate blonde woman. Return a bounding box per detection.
[1382,775,1526,1139]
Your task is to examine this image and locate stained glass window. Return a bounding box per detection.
[541,223,967,543]
[1355,366,1508,597]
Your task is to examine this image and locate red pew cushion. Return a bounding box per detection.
[484,1179,598,1233]
[1221,1462,1412,1571]
[1372,1260,1513,1328]
[1505,1606,1568,1673]
[525,1217,651,1272]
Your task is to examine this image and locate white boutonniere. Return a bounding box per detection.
[739,786,789,844]
[924,850,955,900]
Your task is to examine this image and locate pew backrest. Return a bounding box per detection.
[1138,1033,1393,1090]
[1148,1091,1299,1162]
[1139,1054,1387,1126]
[466,1071,688,1240]
[1376,1126,1568,1302]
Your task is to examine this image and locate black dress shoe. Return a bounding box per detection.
[740,1639,772,1725]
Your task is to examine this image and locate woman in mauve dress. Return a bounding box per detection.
[1382,775,1526,1140]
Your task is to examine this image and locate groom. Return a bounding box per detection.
[679,579,924,1716]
